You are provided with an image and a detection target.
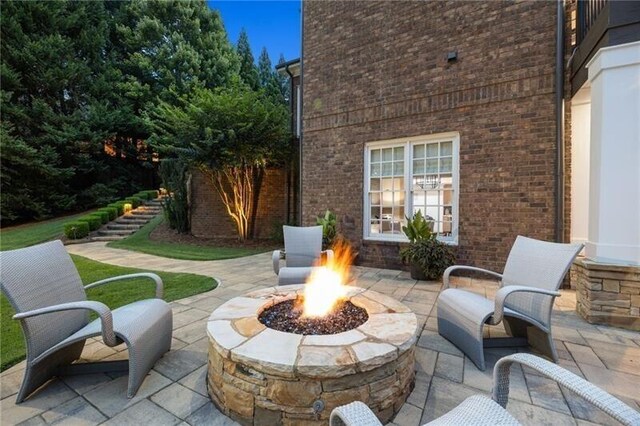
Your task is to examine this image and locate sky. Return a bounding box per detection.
[207,1,301,66]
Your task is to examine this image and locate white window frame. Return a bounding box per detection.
[363,132,460,244]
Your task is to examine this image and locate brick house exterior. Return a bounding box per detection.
[301,1,560,272]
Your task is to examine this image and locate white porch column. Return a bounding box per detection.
[585,41,640,265]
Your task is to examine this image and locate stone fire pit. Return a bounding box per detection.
[206,284,418,425]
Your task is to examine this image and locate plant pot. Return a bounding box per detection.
[410,263,427,281]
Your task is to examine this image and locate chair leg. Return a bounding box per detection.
[437,303,486,371]
[16,340,84,403]
[124,307,172,398]
[503,316,529,338]
[527,327,558,363]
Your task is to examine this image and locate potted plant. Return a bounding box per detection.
[400,211,456,280]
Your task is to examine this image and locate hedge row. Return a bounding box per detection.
[64,189,159,239]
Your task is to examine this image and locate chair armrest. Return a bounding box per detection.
[443,265,503,289]
[490,285,560,325]
[330,401,383,426]
[323,249,334,264]
[273,250,285,274]
[493,353,640,426]
[84,273,164,299]
[13,301,118,347]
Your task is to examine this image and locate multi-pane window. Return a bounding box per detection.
[364,133,459,243]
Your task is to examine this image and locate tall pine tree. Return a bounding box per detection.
[236,28,259,91]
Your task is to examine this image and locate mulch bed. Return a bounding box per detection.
[149,220,280,250]
[259,298,369,335]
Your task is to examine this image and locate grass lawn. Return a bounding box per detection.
[108,215,270,261]
[0,211,94,251]
[0,254,217,371]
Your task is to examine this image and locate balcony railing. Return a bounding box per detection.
[576,0,608,44]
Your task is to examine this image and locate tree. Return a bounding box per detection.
[0,0,241,223]
[236,29,259,90]
[257,47,284,103]
[0,1,108,221]
[148,86,290,239]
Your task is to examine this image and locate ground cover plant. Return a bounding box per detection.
[0,254,217,371]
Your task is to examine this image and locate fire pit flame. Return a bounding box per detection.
[302,238,354,318]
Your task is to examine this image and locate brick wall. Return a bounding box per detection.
[302,1,559,272]
[190,168,288,239]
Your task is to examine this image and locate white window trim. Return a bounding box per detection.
[363,132,460,245]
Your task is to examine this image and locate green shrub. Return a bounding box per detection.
[144,190,159,199]
[159,159,190,233]
[133,191,150,200]
[99,207,117,221]
[64,221,90,239]
[78,215,101,231]
[125,196,142,208]
[89,211,109,224]
[108,202,125,216]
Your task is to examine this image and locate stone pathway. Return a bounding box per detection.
[1,242,639,425]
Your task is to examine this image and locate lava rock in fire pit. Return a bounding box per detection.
[258,298,368,335]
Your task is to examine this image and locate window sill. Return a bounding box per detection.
[363,236,459,246]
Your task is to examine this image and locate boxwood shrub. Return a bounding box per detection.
[64,221,90,239]
[90,211,109,224]
[108,202,125,216]
[99,207,117,221]
[134,191,151,200]
[78,215,101,231]
[144,190,159,199]
[124,196,143,208]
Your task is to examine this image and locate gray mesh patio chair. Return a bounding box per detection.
[0,240,172,402]
[437,236,583,370]
[330,353,640,426]
[272,225,334,285]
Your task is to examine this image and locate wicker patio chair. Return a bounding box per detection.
[0,240,172,402]
[272,225,334,285]
[330,353,640,426]
[437,236,583,370]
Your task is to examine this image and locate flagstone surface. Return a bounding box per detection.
[0,241,638,425]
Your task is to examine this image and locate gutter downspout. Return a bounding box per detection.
[555,0,565,243]
[284,63,294,224]
[299,1,305,226]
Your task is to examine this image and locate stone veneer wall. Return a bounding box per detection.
[302,1,560,271]
[208,343,415,426]
[571,258,640,330]
[190,168,289,239]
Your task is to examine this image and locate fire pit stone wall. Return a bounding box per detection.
[206,285,419,425]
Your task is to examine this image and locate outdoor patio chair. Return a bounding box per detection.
[330,353,640,426]
[272,225,334,285]
[437,235,583,370]
[0,240,172,402]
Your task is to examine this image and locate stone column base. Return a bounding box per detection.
[571,258,640,331]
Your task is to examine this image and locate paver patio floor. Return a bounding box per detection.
[1,242,639,425]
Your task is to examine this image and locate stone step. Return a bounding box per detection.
[115,216,148,223]
[107,223,142,230]
[91,236,125,242]
[98,229,137,237]
[126,213,156,220]
[136,208,161,214]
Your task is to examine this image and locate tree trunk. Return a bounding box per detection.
[248,166,264,239]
